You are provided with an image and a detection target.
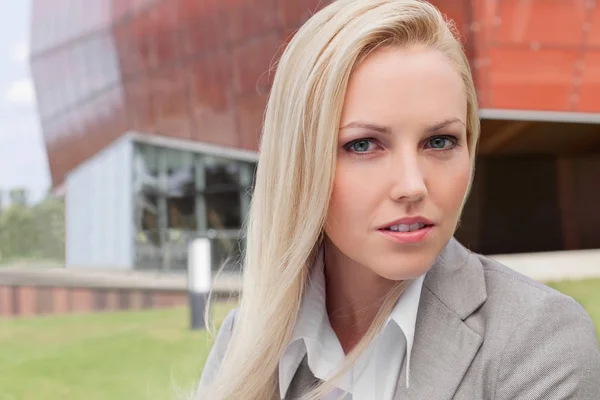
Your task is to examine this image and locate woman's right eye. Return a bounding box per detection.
[344,139,377,154]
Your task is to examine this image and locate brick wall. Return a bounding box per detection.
[0,285,188,318]
[0,268,241,318]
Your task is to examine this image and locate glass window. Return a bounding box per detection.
[204,156,243,230]
[133,143,161,246]
[132,142,257,271]
[165,148,196,230]
[209,236,244,273]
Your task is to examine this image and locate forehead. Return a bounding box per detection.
[341,46,467,127]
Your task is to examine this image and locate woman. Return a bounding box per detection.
[196,1,600,399]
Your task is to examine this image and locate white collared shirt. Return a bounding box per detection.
[278,248,426,400]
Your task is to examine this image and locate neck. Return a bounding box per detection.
[323,238,397,353]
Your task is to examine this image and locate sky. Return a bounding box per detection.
[0,0,50,203]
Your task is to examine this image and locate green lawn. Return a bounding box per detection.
[547,278,600,337]
[0,280,598,400]
[0,302,235,400]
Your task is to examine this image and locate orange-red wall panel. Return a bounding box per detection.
[32,0,600,187]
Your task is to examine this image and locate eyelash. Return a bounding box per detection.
[342,137,380,154]
[343,135,461,155]
[424,135,460,150]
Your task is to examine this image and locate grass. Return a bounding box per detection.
[0,256,64,268]
[546,278,600,338]
[0,302,236,400]
[0,280,598,400]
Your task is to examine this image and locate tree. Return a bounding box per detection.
[0,203,38,261]
[32,195,65,261]
[0,190,65,265]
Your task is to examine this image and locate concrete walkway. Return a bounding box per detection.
[0,267,243,293]
[490,248,600,282]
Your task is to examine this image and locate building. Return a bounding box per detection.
[30,0,600,271]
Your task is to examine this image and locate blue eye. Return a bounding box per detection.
[347,139,375,153]
[426,136,457,150]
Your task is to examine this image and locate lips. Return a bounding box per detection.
[379,216,435,231]
[377,217,435,244]
[386,222,427,232]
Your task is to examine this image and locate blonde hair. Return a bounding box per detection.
[198,0,480,399]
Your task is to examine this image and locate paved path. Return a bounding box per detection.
[490,248,600,282]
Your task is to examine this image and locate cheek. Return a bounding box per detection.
[433,152,472,215]
[327,173,356,227]
[326,164,376,231]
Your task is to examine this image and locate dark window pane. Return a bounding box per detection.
[204,156,243,229]
[133,144,162,250]
[165,149,196,230]
[210,237,243,273]
[167,197,196,230]
[206,192,241,230]
[205,156,240,189]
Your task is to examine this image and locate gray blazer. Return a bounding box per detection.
[199,238,600,399]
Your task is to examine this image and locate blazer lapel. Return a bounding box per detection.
[395,238,487,400]
[285,355,321,400]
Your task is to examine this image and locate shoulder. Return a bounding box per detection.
[475,252,593,322]
[211,307,239,354]
[219,307,239,335]
[479,252,565,300]
[476,252,595,334]
[465,251,597,337]
[474,254,600,398]
[197,308,239,391]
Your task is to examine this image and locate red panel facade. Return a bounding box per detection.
[30,0,600,187]
[471,0,599,111]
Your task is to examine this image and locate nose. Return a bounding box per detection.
[388,151,427,203]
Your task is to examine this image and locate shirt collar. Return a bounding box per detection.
[278,247,426,398]
[387,271,425,388]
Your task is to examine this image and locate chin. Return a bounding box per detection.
[375,262,434,281]
[373,244,445,281]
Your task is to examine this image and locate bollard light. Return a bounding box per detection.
[188,237,211,330]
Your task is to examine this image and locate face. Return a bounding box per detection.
[324,46,471,281]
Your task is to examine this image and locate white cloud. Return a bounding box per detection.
[10,40,29,64]
[3,78,35,106]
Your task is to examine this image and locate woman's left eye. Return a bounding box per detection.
[425,136,458,150]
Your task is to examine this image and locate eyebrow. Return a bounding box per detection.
[427,117,466,133]
[340,117,466,134]
[339,121,391,134]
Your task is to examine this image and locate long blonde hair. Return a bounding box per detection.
[198,1,480,399]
